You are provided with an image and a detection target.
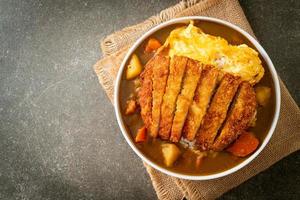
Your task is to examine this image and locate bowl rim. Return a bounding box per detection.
[114,16,281,180]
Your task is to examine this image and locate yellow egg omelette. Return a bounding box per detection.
[164,22,264,84]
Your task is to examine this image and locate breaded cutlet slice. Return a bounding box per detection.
[197,74,241,150]
[138,57,154,130]
[183,66,219,141]
[170,59,202,143]
[150,54,170,137]
[158,56,187,140]
[212,82,257,151]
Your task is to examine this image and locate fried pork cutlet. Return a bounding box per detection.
[197,74,241,150]
[170,59,202,143]
[158,56,188,140]
[183,66,219,141]
[138,57,154,130]
[212,82,257,151]
[150,54,170,137]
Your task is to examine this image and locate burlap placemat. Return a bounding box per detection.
[93,0,300,199]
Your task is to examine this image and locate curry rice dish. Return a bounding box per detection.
[122,22,273,175]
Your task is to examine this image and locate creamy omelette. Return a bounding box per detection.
[164,22,264,84]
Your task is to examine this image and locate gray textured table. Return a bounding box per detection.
[1,0,299,199]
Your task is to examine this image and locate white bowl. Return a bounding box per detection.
[114,16,281,180]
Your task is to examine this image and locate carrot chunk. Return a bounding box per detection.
[145,38,162,53]
[226,132,259,157]
[135,126,147,143]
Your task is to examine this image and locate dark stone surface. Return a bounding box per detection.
[0,0,299,199]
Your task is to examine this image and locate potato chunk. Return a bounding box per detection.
[126,54,143,80]
[161,143,181,167]
[255,86,271,106]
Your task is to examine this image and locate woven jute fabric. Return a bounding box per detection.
[93,0,300,199]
